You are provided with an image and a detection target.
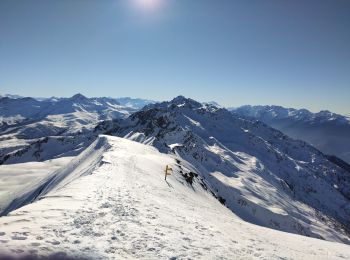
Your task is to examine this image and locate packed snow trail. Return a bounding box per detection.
[0,136,349,259]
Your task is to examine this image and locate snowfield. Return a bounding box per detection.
[0,135,349,259]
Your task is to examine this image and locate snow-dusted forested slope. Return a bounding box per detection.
[0,135,349,259]
[96,96,350,244]
[231,105,350,164]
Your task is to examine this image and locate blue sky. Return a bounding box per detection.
[0,0,349,113]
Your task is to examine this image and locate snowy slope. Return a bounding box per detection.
[0,135,349,259]
[231,105,350,163]
[96,96,350,244]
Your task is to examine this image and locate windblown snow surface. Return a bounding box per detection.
[0,136,350,259]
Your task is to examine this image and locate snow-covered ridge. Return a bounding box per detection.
[231,105,350,164]
[231,105,350,124]
[95,96,350,244]
[113,97,157,109]
[1,135,349,259]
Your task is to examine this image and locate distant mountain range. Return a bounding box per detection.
[0,93,156,132]
[0,94,155,164]
[230,105,350,164]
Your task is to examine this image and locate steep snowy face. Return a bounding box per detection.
[232,105,350,164]
[96,96,350,244]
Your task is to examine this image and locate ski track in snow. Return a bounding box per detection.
[0,136,349,259]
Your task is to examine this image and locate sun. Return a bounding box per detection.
[134,0,162,11]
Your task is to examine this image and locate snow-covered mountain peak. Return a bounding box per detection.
[233,105,313,121]
[204,100,222,108]
[171,95,197,104]
[233,105,349,125]
[142,96,225,115]
[70,93,89,102]
[0,94,25,99]
[160,95,203,109]
[314,110,349,123]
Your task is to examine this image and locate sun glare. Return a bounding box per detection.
[134,0,162,11]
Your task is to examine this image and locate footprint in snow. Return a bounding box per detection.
[11,236,27,240]
[105,247,116,254]
[11,249,24,254]
[100,202,112,209]
[47,240,61,245]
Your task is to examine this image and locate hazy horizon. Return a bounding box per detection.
[2,91,349,115]
[1,0,349,114]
